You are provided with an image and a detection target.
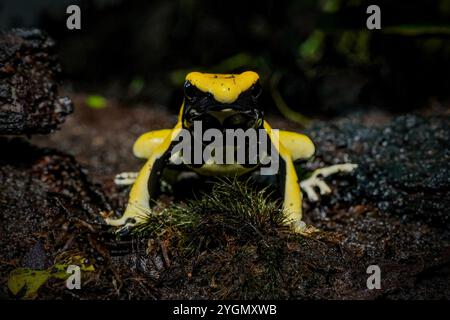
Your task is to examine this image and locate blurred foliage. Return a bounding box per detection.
[128,77,145,96]
[383,25,450,35]
[86,94,107,109]
[299,30,325,63]
[9,0,446,119]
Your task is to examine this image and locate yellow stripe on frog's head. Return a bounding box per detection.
[185,71,260,104]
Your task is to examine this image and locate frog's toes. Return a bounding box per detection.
[104,215,129,227]
[114,171,138,186]
[104,216,142,235]
[300,178,330,201]
[104,215,142,228]
[300,163,358,202]
[103,208,147,235]
[300,177,332,202]
[100,210,122,224]
[291,220,320,236]
[115,223,134,236]
[291,220,307,233]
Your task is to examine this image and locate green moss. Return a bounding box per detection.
[133,178,286,246]
[132,178,294,298]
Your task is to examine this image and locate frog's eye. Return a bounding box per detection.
[184,81,204,102]
[250,82,262,99]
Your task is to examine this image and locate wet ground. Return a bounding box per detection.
[1,93,449,299]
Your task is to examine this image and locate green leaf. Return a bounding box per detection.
[129,77,145,95]
[299,31,325,63]
[86,95,107,109]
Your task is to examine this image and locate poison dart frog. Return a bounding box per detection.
[103,71,357,234]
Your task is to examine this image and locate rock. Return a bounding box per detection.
[0,29,73,135]
[306,114,450,226]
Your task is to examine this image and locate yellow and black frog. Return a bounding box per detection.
[104,71,356,233]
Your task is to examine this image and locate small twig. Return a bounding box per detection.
[159,239,171,267]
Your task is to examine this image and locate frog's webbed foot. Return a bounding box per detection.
[114,172,138,186]
[300,163,358,202]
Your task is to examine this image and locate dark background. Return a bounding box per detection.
[1,0,449,119]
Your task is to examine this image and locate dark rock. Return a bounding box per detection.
[0,29,73,135]
[21,241,50,270]
[306,114,450,226]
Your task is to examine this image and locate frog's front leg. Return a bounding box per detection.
[104,129,178,229]
[277,150,304,231]
[264,123,309,233]
[105,152,169,228]
[300,163,358,202]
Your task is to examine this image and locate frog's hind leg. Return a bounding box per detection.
[300,163,358,202]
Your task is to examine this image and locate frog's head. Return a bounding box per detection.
[182,71,263,132]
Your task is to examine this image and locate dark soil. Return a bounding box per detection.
[1,95,449,299]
